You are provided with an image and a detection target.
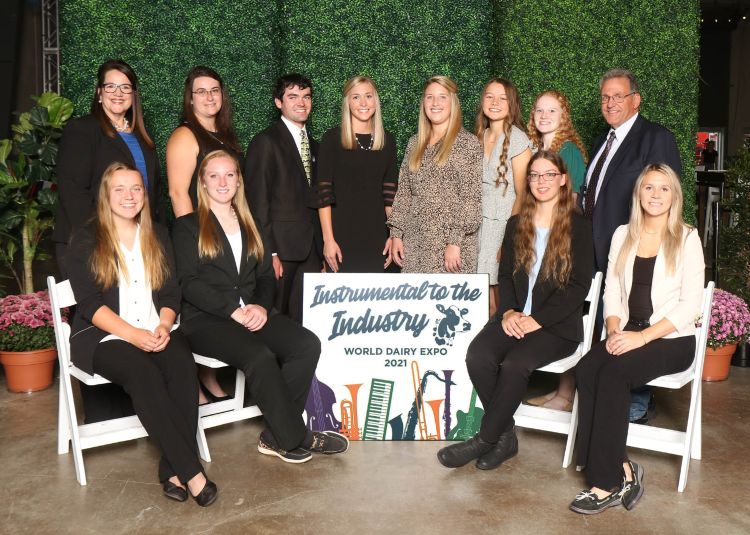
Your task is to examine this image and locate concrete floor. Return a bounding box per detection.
[1,368,749,535]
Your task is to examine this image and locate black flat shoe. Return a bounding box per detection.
[620,460,645,510]
[437,434,495,468]
[199,381,231,403]
[569,488,621,515]
[476,425,518,470]
[162,480,188,502]
[190,479,218,507]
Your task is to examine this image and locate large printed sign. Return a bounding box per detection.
[302,273,488,441]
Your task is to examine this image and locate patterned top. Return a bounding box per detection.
[388,128,482,273]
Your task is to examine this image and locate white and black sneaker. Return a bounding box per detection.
[569,488,622,515]
[620,461,645,510]
[303,431,349,454]
[258,433,312,464]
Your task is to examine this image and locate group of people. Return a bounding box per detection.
[52,59,705,514]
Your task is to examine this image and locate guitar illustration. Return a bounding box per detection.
[447,387,484,440]
[304,375,341,432]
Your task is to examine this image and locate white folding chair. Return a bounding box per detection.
[624,282,715,492]
[193,354,262,462]
[49,276,210,485]
[514,272,603,467]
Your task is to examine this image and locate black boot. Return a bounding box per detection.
[437,434,495,468]
[476,425,518,470]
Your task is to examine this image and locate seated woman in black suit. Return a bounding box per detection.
[172,150,348,463]
[437,150,593,470]
[569,164,704,515]
[67,162,217,506]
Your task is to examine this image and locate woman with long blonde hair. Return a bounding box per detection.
[388,75,482,273]
[475,78,532,315]
[437,150,593,471]
[570,164,704,515]
[317,76,398,272]
[67,162,217,506]
[172,150,348,464]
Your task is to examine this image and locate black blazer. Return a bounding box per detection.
[53,114,161,244]
[581,114,681,271]
[67,222,181,374]
[172,212,276,335]
[243,120,322,262]
[497,212,594,342]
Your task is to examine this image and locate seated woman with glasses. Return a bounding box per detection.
[67,162,217,506]
[569,163,704,515]
[437,150,593,471]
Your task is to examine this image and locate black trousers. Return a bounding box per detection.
[575,334,695,489]
[466,319,578,443]
[277,247,322,324]
[92,330,202,484]
[186,313,320,451]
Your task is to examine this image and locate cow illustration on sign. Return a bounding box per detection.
[433,304,472,346]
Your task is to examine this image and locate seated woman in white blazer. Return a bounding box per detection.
[569,163,704,515]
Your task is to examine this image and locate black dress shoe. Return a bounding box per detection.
[437,434,495,468]
[199,381,231,403]
[162,480,188,502]
[476,425,518,470]
[190,479,218,507]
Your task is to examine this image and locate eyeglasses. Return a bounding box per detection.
[600,92,635,104]
[192,87,221,98]
[101,83,134,94]
[527,172,561,182]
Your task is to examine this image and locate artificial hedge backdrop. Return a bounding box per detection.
[59,0,699,220]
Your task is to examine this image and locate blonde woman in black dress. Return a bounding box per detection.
[317,76,398,272]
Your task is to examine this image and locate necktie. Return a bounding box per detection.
[583,130,616,219]
[300,129,311,185]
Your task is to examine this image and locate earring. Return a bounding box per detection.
[99,99,102,103]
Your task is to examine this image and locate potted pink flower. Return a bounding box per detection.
[703,289,750,381]
[0,290,66,392]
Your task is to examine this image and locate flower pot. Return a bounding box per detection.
[702,343,737,382]
[732,341,749,368]
[0,348,57,393]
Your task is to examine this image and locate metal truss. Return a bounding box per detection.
[41,0,60,93]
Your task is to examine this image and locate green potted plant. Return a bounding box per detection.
[719,146,750,367]
[0,92,73,391]
[703,289,750,381]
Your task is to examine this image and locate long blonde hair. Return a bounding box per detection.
[90,162,168,290]
[196,150,264,262]
[340,76,385,151]
[527,90,588,164]
[408,76,462,172]
[475,78,525,187]
[514,150,575,287]
[615,163,689,276]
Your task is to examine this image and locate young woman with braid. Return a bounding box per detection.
[525,89,589,412]
[475,78,532,316]
[437,150,593,471]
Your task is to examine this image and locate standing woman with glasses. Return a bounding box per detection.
[317,76,398,272]
[166,66,243,404]
[53,59,160,423]
[475,78,532,316]
[389,75,482,273]
[437,150,593,471]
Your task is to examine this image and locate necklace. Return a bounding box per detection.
[642,228,659,235]
[206,130,225,147]
[356,133,374,151]
[112,117,129,132]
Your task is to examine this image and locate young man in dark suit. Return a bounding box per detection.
[244,74,322,324]
[581,68,682,423]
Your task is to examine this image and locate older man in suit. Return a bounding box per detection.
[582,68,682,423]
[244,74,322,323]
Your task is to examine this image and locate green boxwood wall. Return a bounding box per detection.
[493,0,700,221]
[59,0,699,219]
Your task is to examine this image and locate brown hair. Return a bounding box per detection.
[90,162,167,290]
[91,60,153,148]
[475,78,525,187]
[196,150,264,262]
[181,66,241,153]
[408,76,463,172]
[527,90,588,164]
[514,150,575,287]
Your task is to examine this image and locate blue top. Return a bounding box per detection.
[118,132,148,188]
[522,227,550,315]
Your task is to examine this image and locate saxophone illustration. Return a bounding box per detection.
[402,362,455,440]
